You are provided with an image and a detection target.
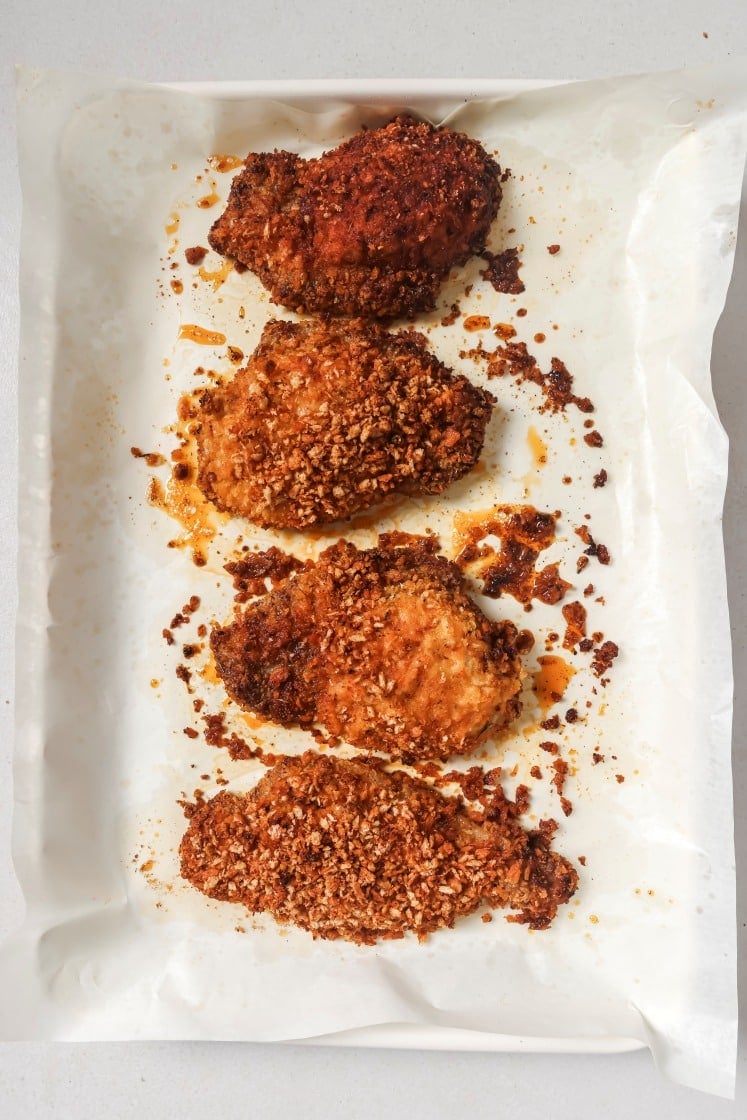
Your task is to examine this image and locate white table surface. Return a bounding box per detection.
[2,2,746,1116]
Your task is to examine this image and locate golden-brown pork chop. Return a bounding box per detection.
[210,537,526,762]
[195,317,494,530]
[208,115,503,319]
[179,751,578,943]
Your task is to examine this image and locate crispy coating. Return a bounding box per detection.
[208,116,503,319]
[179,751,578,942]
[211,537,524,762]
[195,317,494,530]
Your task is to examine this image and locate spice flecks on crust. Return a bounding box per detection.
[207,115,503,319]
[179,752,579,943]
[210,536,526,762]
[194,317,495,530]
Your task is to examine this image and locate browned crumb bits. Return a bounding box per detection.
[185,245,208,265]
[480,247,525,294]
[547,244,561,254]
[561,601,587,650]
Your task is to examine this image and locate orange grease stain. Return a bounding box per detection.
[209,154,244,173]
[533,655,576,713]
[146,392,229,565]
[197,184,220,208]
[179,324,227,346]
[198,259,234,291]
[463,315,492,332]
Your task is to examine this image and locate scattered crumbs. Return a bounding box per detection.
[575,524,611,566]
[183,727,199,739]
[578,856,587,866]
[462,341,593,415]
[593,469,608,488]
[540,714,561,731]
[441,302,461,326]
[516,307,527,317]
[481,913,493,923]
[534,332,546,344]
[225,547,310,603]
[583,430,604,448]
[592,752,605,765]
[589,914,599,924]
[583,583,594,597]
[547,244,560,255]
[540,740,560,755]
[162,628,175,645]
[479,247,525,294]
[561,601,587,650]
[454,505,570,605]
[175,664,193,691]
[591,640,619,679]
[565,708,578,724]
[131,447,166,467]
[185,245,208,265]
[615,774,625,784]
[530,765,543,780]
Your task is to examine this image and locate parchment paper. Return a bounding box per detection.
[3,65,746,1098]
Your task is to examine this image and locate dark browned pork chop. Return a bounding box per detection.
[211,537,526,762]
[180,751,578,943]
[208,115,503,319]
[195,317,494,530]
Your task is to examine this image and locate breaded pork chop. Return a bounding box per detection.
[208,116,503,319]
[195,318,494,530]
[211,537,525,762]
[179,751,578,942]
